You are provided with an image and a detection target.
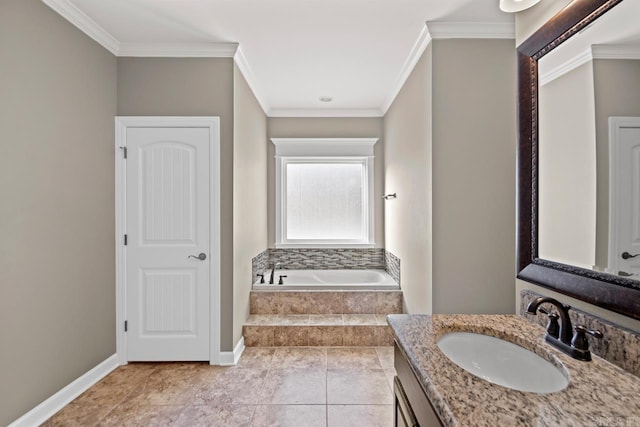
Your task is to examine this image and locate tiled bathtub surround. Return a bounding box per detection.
[250,291,403,315]
[520,290,640,377]
[268,248,385,270]
[251,249,269,282]
[384,250,400,285]
[251,248,402,285]
[245,290,403,347]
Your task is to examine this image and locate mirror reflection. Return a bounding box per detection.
[537,0,640,281]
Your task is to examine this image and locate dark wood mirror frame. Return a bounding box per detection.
[516,0,640,320]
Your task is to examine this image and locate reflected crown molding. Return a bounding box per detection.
[540,44,640,86]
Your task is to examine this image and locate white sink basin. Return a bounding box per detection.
[437,332,568,393]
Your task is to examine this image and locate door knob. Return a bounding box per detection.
[621,251,640,260]
[188,253,207,261]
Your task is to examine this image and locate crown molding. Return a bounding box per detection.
[234,47,270,114]
[381,24,432,115]
[539,44,640,87]
[268,108,383,118]
[426,21,515,39]
[591,44,640,60]
[539,48,592,86]
[118,42,238,57]
[41,0,120,55]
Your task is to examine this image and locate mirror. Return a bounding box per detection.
[537,0,640,280]
[517,0,640,320]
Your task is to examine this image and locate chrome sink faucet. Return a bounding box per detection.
[268,262,281,284]
[527,296,603,361]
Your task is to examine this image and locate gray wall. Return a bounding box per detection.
[593,59,640,269]
[267,117,385,248]
[538,62,597,269]
[431,39,516,314]
[233,64,268,345]
[383,39,516,315]
[0,1,117,424]
[515,0,640,332]
[117,57,237,350]
[383,45,433,314]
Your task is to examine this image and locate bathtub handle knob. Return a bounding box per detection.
[278,275,288,285]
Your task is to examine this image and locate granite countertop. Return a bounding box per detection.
[387,314,640,427]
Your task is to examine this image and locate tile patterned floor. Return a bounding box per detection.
[42,347,396,427]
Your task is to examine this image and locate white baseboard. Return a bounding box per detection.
[218,336,245,366]
[9,354,120,427]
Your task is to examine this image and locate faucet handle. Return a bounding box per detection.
[257,274,265,284]
[278,275,288,285]
[571,325,603,352]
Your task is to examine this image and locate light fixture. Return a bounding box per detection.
[319,96,333,103]
[499,0,540,13]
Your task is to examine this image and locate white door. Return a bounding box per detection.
[126,127,211,361]
[609,117,640,279]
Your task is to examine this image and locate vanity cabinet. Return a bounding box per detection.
[394,342,443,427]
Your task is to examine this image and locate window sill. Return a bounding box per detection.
[274,243,377,249]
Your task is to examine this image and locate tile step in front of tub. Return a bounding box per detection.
[243,314,394,347]
[250,290,403,315]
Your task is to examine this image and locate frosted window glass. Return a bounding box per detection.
[286,163,364,240]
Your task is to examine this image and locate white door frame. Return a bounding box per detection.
[607,116,640,275]
[115,116,221,365]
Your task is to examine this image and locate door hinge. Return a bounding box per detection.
[120,146,127,159]
[124,234,128,245]
[124,320,128,332]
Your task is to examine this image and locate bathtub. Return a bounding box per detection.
[253,269,399,290]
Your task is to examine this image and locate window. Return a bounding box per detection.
[273,138,377,246]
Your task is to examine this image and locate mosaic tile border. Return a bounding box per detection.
[384,250,400,285]
[251,250,269,283]
[252,248,402,286]
[268,248,385,270]
[520,290,640,377]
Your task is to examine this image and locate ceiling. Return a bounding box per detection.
[46,0,513,116]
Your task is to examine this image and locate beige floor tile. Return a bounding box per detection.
[327,405,394,427]
[342,326,378,346]
[251,405,326,427]
[97,404,184,427]
[102,363,158,385]
[236,347,276,369]
[327,347,383,370]
[260,368,327,404]
[42,403,114,427]
[245,314,279,325]
[125,373,202,406]
[174,405,255,427]
[274,326,310,346]
[375,346,395,370]
[327,369,393,405]
[385,370,396,392]
[375,291,403,315]
[197,367,269,405]
[308,314,344,326]
[276,315,310,325]
[42,346,400,426]
[376,314,391,325]
[72,378,136,407]
[244,325,275,346]
[343,314,379,325]
[308,326,344,346]
[343,292,377,314]
[271,347,327,369]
